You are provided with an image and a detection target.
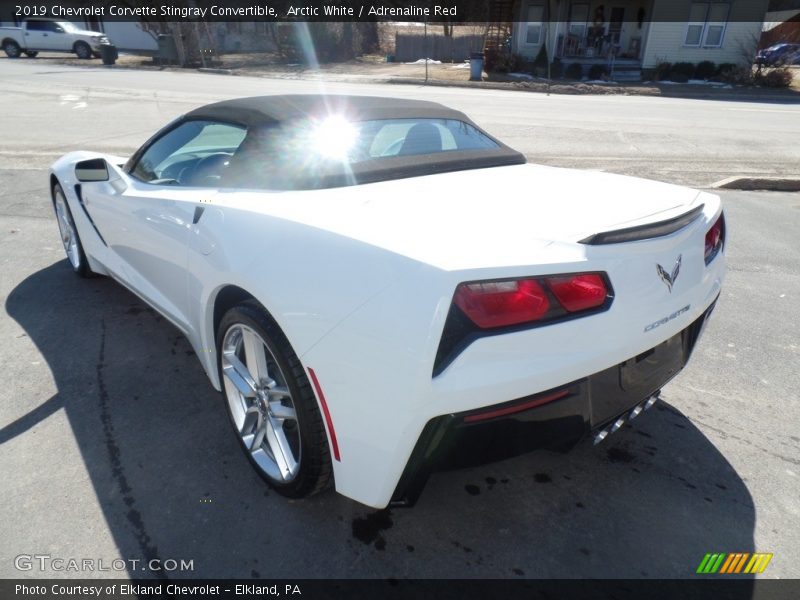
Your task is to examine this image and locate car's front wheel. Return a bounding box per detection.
[217,302,332,498]
[52,182,92,277]
[3,40,21,58]
[74,42,92,59]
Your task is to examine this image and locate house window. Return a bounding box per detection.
[568,3,590,40]
[685,2,730,47]
[525,4,544,45]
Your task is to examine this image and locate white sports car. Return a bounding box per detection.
[49,95,725,508]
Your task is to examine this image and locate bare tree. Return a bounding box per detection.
[117,0,204,66]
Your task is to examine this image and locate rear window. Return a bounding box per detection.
[221,117,501,189]
[361,119,499,158]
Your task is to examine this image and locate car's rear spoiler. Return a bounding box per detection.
[579,204,705,245]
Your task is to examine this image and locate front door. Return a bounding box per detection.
[82,170,203,333]
[84,119,246,333]
[609,7,626,45]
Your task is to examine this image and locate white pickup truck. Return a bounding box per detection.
[1,18,111,59]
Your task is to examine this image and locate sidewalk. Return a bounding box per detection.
[42,51,800,102]
[138,52,800,101]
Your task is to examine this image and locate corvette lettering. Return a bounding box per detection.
[644,305,691,332]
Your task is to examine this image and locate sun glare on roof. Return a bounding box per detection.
[311,116,358,161]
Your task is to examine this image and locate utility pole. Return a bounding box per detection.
[424,18,429,84]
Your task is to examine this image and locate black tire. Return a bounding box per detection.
[3,40,21,58]
[74,42,92,59]
[24,50,38,58]
[51,182,93,278]
[217,301,332,498]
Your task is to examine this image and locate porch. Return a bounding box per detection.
[508,0,654,80]
[558,56,643,81]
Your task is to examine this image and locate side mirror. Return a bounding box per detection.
[54,26,64,33]
[75,158,109,182]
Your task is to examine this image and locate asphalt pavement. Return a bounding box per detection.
[0,59,798,580]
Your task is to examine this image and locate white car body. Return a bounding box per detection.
[1,18,109,58]
[49,96,725,508]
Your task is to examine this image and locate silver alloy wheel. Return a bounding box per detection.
[221,324,301,483]
[53,187,81,269]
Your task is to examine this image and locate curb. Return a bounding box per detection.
[386,76,800,101]
[711,176,800,192]
[197,67,234,75]
[385,76,654,95]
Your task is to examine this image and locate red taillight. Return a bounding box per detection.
[704,213,725,265]
[454,279,550,329]
[453,273,610,329]
[545,274,608,312]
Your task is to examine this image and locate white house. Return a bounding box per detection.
[506,0,770,77]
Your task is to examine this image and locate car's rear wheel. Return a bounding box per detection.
[74,42,92,59]
[217,302,332,498]
[3,40,21,58]
[52,182,92,277]
[24,51,38,58]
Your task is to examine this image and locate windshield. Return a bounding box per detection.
[221,117,502,190]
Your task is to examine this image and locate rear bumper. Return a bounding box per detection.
[390,297,717,507]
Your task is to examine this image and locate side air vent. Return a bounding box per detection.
[579,205,704,245]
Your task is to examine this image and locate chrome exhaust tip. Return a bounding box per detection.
[593,393,660,445]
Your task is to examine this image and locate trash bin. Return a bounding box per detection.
[469,52,484,81]
[100,44,118,66]
[157,34,178,65]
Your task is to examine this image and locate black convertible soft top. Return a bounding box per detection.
[133,95,527,190]
[186,95,474,127]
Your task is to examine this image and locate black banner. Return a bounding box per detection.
[0,0,776,22]
[3,579,800,600]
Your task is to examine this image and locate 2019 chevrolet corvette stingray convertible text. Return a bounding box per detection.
[50,95,725,508]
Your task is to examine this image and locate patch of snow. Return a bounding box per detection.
[687,79,729,85]
[452,61,470,69]
[660,79,729,86]
[508,72,534,80]
[405,58,442,65]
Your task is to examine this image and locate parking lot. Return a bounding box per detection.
[0,60,798,579]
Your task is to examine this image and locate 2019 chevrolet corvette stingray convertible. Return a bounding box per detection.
[50,95,725,508]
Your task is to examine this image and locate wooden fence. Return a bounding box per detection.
[394,33,485,62]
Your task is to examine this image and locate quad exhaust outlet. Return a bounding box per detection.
[593,393,659,445]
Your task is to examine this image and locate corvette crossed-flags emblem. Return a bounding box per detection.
[656,255,682,293]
